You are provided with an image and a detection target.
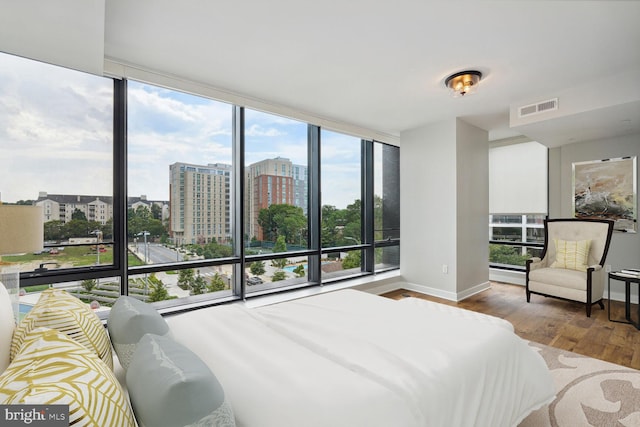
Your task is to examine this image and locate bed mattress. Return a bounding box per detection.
[167,289,554,427]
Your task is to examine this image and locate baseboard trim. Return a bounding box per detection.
[392,281,491,302]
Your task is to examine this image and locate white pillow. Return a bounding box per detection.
[0,327,136,426]
[11,288,113,369]
[107,295,171,371]
[0,281,15,373]
[127,333,235,427]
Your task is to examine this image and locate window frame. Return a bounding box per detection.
[12,68,399,311]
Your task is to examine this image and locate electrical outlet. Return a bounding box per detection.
[605,264,611,273]
[442,264,448,274]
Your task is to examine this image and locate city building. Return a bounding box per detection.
[245,157,295,241]
[169,162,231,246]
[35,192,168,225]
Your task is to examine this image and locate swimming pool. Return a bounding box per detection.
[283,264,306,272]
[19,303,33,314]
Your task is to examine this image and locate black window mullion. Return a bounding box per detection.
[233,105,245,299]
[362,139,375,272]
[307,124,321,283]
[114,78,128,295]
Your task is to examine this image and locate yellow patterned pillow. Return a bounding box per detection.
[0,328,136,426]
[10,289,113,369]
[551,239,591,271]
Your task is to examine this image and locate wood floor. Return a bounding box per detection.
[383,282,640,370]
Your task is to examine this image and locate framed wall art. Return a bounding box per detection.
[572,156,637,233]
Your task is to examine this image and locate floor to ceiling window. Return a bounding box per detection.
[243,109,310,295]
[320,129,364,280]
[0,52,114,276]
[374,142,400,271]
[1,51,400,314]
[127,81,235,304]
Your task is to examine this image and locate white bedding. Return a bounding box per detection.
[167,289,554,427]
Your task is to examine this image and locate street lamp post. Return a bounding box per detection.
[91,230,103,265]
[137,231,150,294]
[91,229,103,290]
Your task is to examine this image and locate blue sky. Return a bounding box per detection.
[1,52,369,209]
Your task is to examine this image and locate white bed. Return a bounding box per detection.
[167,289,554,427]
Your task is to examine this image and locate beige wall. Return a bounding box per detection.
[400,118,489,300]
[549,132,640,301]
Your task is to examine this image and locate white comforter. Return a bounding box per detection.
[167,290,554,427]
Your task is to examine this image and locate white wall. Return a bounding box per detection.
[549,132,640,301]
[456,120,490,297]
[0,0,105,76]
[400,118,489,300]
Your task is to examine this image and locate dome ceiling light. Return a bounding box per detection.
[444,70,482,97]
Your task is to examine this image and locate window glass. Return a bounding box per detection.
[320,130,362,249]
[244,109,308,293]
[129,266,234,303]
[489,214,545,268]
[245,255,309,295]
[0,52,113,273]
[16,277,121,320]
[374,142,400,271]
[127,81,233,263]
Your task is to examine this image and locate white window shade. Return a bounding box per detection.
[0,0,105,76]
[489,141,548,214]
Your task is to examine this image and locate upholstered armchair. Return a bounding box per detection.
[526,218,614,317]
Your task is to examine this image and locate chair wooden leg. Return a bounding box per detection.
[526,290,531,303]
[598,300,604,310]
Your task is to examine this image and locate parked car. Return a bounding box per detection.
[246,276,263,286]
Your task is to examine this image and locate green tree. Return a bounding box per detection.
[81,279,97,293]
[272,270,287,282]
[202,241,233,259]
[63,219,91,239]
[257,204,306,243]
[321,205,342,247]
[148,280,170,302]
[293,264,306,277]
[177,268,195,290]
[250,261,266,276]
[271,235,288,268]
[44,220,65,242]
[71,208,87,221]
[207,273,226,292]
[342,251,361,269]
[273,235,287,253]
[191,273,207,295]
[489,244,530,267]
[151,203,163,220]
[128,205,167,240]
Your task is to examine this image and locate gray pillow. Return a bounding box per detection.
[107,295,171,370]
[126,333,235,427]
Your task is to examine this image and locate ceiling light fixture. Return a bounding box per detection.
[445,70,482,97]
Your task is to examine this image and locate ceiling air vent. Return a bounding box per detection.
[518,98,558,118]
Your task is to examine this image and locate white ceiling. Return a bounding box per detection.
[102,1,640,146]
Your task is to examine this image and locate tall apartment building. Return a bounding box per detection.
[169,162,231,246]
[245,157,298,241]
[292,163,308,216]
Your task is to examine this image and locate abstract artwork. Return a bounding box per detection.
[572,156,637,232]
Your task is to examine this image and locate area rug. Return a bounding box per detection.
[519,342,640,427]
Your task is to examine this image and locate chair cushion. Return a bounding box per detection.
[10,288,113,369]
[529,267,587,291]
[551,239,591,271]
